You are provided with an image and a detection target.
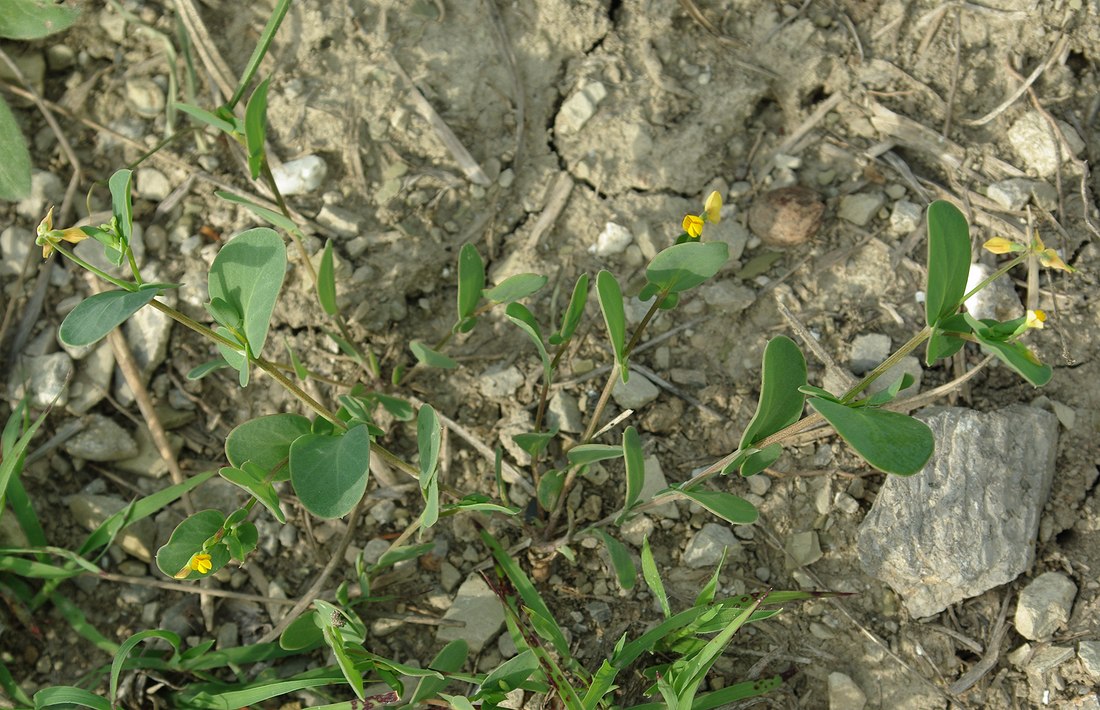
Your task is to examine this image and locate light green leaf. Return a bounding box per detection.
[215,190,298,232]
[410,340,457,369]
[244,78,270,180]
[505,302,551,383]
[641,536,671,618]
[566,443,622,465]
[208,227,286,358]
[513,430,556,458]
[809,397,934,475]
[225,413,311,478]
[279,612,323,651]
[108,169,133,246]
[410,640,468,705]
[739,336,806,452]
[58,289,157,347]
[219,464,286,523]
[0,0,79,39]
[594,529,635,590]
[925,200,971,327]
[596,270,627,372]
[537,469,564,510]
[418,404,442,528]
[32,686,111,710]
[621,426,644,516]
[964,314,1052,386]
[457,243,484,321]
[154,510,230,579]
[645,241,729,294]
[550,272,590,346]
[176,102,236,134]
[0,96,31,200]
[484,273,547,303]
[317,239,338,315]
[289,424,371,518]
[735,443,782,477]
[679,488,758,525]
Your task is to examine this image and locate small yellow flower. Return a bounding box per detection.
[1031,233,1075,272]
[189,553,213,574]
[36,207,89,258]
[1026,309,1046,329]
[704,191,722,224]
[982,236,1022,254]
[682,214,704,239]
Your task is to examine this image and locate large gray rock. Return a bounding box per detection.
[436,575,505,653]
[858,405,1057,618]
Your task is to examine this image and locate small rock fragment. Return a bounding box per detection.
[888,200,922,235]
[785,531,823,568]
[16,170,64,220]
[7,353,72,408]
[126,77,166,118]
[987,178,1034,211]
[557,81,607,134]
[849,333,891,375]
[136,168,172,201]
[828,672,867,710]
[612,372,659,410]
[683,523,740,568]
[63,414,139,461]
[591,222,633,256]
[1015,572,1077,640]
[838,192,886,227]
[436,575,505,652]
[639,456,678,520]
[316,204,362,238]
[271,155,328,196]
[478,364,524,399]
[67,494,156,561]
[546,391,583,434]
[747,186,824,248]
[1078,641,1100,680]
[964,262,1023,322]
[1007,113,1085,176]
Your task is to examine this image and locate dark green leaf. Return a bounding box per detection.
[737,443,782,477]
[566,444,622,465]
[219,465,286,523]
[484,273,547,303]
[965,314,1052,386]
[108,169,133,246]
[457,243,485,321]
[208,228,286,358]
[317,239,338,315]
[374,543,434,571]
[513,430,556,458]
[225,413,311,477]
[244,78,270,180]
[0,0,79,39]
[0,96,31,200]
[410,640,468,705]
[739,336,806,449]
[679,488,758,525]
[594,530,635,590]
[289,425,372,518]
[58,289,157,347]
[641,536,671,618]
[537,469,564,510]
[154,510,231,579]
[645,241,729,294]
[505,302,551,383]
[925,200,971,327]
[596,270,627,369]
[279,613,323,651]
[32,686,111,710]
[621,426,644,515]
[475,650,540,697]
[373,393,414,421]
[409,340,457,369]
[550,272,589,345]
[809,397,934,475]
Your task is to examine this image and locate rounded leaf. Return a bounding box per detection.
[290,424,371,518]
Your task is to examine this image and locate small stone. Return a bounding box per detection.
[683,523,740,568]
[1027,645,1075,673]
[479,364,524,399]
[440,561,462,592]
[436,576,506,652]
[0,226,31,275]
[362,538,391,565]
[612,372,659,410]
[849,333,891,375]
[136,168,172,201]
[619,515,655,547]
[701,281,755,312]
[1015,572,1077,640]
[216,622,239,650]
[591,222,633,256]
[747,186,824,248]
[126,78,166,118]
[964,262,1023,322]
[16,170,64,220]
[834,492,860,515]
[1007,113,1085,176]
[45,45,75,72]
[669,368,706,386]
[987,178,1034,210]
[708,218,750,262]
[888,200,922,235]
[639,456,678,520]
[66,344,115,415]
[271,155,328,196]
[885,183,907,200]
[546,391,583,434]
[838,192,886,227]
[828,672,867,710]
[67,494,156,561]
[498,168,515,188]
[316,204,362,238]
[114,425,184,478]
[747,474,771,496]
[785,530,822,568]
[63,414,139,461]
[557,81,607,134]
[1078,641,1100,680]
[7,352,72,408]
[586,601,612,625]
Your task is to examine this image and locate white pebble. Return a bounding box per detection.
[271,155,328,196]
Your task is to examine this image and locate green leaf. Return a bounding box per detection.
[739,336,806,450]
[505,302,551,383]
[32,686,111,709]
[641,536,671,618]
[809,397,934,475]
[108,169,133,246]
[154,510,231,579]
[410,340,457,369]
[374,543,434,571]
[176,102,237,134]
[926,326,968,366]
[679,488,758,525]
[410,640,468,705]
[284,337,309,379]
[513,430,556,458]
[695,547,727,607]
[566,443,623,465]
[537,469,564,510]
[964,314,1052,386]
[0,0,79,39]
[225,413,311,478]
[475,650,540,697]
[456,243,485,321]
[279,612,324,651]
[208,228,286,358]
[596,271,627,372]
[0,96,31,200]
[621,426,644,516]
[219,464,286,523]
[58,289,158,347]
[111,630,180,707]
[323,625,364,700]
[593,530,635,590]
[645,241,729,294]
[373,393,414,421]
[418,405,442,528]
[736,443,782,477]
[925,200,971,327]
[484,273,547,304]
[550,273,589,345]
[289,424,371,519]
[215,190,298,232]
[317,239,338,315]
[226,0,291,109]
[441,495,520,517]
[244,78,271,180]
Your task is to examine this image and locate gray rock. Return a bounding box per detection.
[1007,113,1085,176]
[440,561,462,592]
[888,200,922,235]
[8,352,73,408]
[1015,572,1077,640]
[0,226,32,275]
[16,170,64,221]
[701,280,755,312]
[785,531,823,568]
[964,262,1023,322]
[67,494,156,562]
[828,672,866,710]
[683,523,740,568]
[709,218,750,262]
[1078,641,1100,680]
[113,293,174,406]
[619,514,654,547]
[592,222,633,256]
[639,456,678,519]
[858,405,1058,618]
[837,192,885,227]
[987,178,1034,211]
[586,600,612,625]
[216,621,239,650]
[849,333,891,375]
[546,390,583,434]
[612,371,659,410]
[362,538,390,565]
[436,575,505,652]
[63,414,139,461]
[747,473,771,496]
[135,167,172,201]
[557,81,607,134]
[125,77,166,118]
[1026,645,1074,673]
[479,364,524,399]
[316,204,362,238]
[45,45,75,72]
[115,425,184,478]
[65,343,115,415]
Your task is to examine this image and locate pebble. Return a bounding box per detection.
[115,425,184,478]
[362,538,391,565]
[546,390,583,434]
[885,183,907,200]
[1078,641,1100,680]
[746,473,771,496]
[1026,645,1075,674]
[125,77,166,118]
[858,405,1058,617]
[1015,572,1077,640]
[16,170,63,220]
[63,414,139,461]
[67,494,156,561]
[683,523,741,568]
[708,218,751,262]
[136,167,172,201]
[987,178,1035,211]
[591,222,633,256]
[1007,113,1085,176]
[370,500,397,526]
[619,515,654,547]
[747,186,824,248]
[828,672,867,710]
[785,530,822,568]
[557,81,607,134]
[436,575,505,652]
[701,281,755,312]
[888,199,922,235]
[837,192,886,227]
[639,456,678,519]
[316,204,362,238]
[45,45,75,72]
[216,622,239,650]
[7,352,72,408]
[611,371,659,410]
[440,561,462,592]
[271,155,328,196]
[849,333,890,375]
[478,364,525,399]
[0,226,31,276]
[964,262,1023,322]
[114,295,174,406]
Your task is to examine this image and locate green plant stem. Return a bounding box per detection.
[840,325,931,404]
[961,252,1029,304]
[49,244,133,291]
[125,249,143,286]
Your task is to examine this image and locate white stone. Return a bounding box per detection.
[683,523,740,568]
[271,155,328,196]
[849,333,891,375]
[0,226,31,275]
[611,371,659,410]
[964,262,1023,322]
[16,170,63,220]
[7,353,72,408]
[639,455,678,520]
[136,167,172,201]
[837,192,885,226]
[785,530,823,568]
[1007,113,1085,176]
[478,364,524,399]
[888,200,922,235]
[987,178,1034,210]
[591,222,633,256]
[557,81,608,134]
[1015,572,1077,640]
[316,204,362,238]
[125,77,165,118]
[63,414,139,461]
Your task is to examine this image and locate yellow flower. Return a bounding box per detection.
[704,190,722,224]
[189,553,213,574]
[1031,233,1075,272]
[1025,309,1046,329]
[36,207,89,258]
[682,214,704,239]
[982,236,1022,254]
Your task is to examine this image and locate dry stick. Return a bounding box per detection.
[774,289,857,393]
[256,493,370,645]
[173,0,237,102]
[95,570,298,605]
[948,591,1012,695]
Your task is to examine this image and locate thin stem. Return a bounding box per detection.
[960,253,1028,304]
[49,244,133,291]
[840,326,931,404]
